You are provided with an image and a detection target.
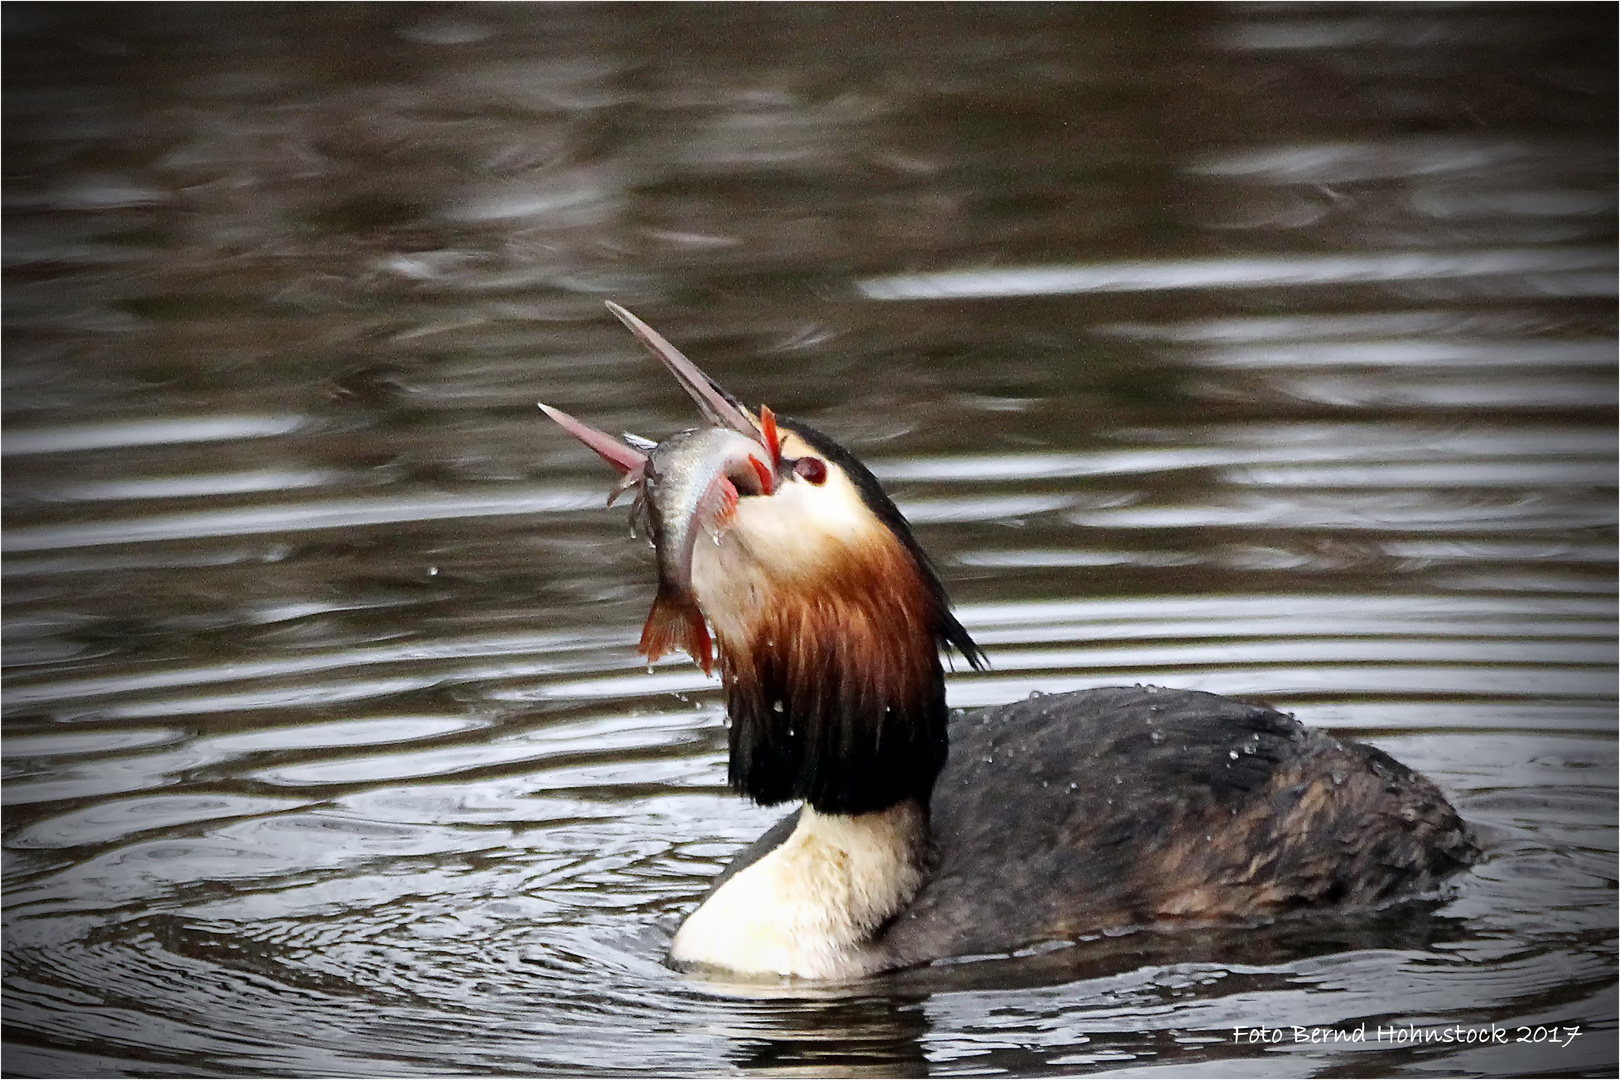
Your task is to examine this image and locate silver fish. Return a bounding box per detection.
[636,426,774,673]
[539,302,786,672]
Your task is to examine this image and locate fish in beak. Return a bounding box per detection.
[539,303,785,674]
[633,425,775,673]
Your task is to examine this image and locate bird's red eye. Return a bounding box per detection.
[794,457,827,485]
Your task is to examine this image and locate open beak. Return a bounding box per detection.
[539,303,787,671]
[538,303,783,498]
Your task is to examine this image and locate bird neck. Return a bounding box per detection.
[709,537,953,816]
[669,800,930,980]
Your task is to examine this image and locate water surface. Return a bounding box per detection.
[3,4,1615,1077]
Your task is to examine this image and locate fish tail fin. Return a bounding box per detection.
[639,588,714,675]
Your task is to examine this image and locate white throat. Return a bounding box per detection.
[669,801,929,980]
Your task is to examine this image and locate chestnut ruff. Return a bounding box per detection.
[705,420,982,815]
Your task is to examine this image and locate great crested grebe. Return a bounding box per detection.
[541,303,1479,981]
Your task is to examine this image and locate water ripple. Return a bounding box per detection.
[1065,490,1610,531]
[857,247,1614,300]
[1,416,307,457]
[5,632,612,707]
[1188,338,1613,370]
[872,424,1611,483]
[957,593,1613,629]
[21,469,348,503]
[1227,461,1614,489]
[10,794,311,850]
[2,488,605,553]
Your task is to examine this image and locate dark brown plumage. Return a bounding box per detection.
[721,685,1480,966]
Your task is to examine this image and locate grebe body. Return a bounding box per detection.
[682,686,1476,978]
[542,304,1479,980]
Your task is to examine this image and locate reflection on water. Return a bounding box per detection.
[3,3,1616,1078]
[2,487,603,553]
[856,246,1615,299]
[1,417,310,457]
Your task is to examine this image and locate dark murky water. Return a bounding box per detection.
[3,4,1615,1077]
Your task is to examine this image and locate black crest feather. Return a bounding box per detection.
[786,420,985,671]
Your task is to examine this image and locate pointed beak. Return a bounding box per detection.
[602,302,762,441]
[540,303,785,498]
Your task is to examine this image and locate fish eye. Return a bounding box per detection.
[793,457,828,485]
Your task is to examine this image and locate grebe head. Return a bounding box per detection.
[542,303,983,815]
